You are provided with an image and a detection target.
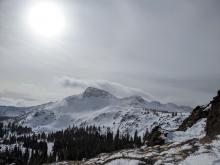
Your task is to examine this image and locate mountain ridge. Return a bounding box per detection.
[0,87,192,134]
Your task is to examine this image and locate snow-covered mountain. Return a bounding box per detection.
[0,87,192,134]
[77,90,220,165]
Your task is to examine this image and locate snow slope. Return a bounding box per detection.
[180,136,220,165]
[167,118,207,143]
[105,159,141,165]
[0,87,192,134]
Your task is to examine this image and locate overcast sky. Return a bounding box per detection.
[0,0,219,107]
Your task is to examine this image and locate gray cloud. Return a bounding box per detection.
[0,0,219,106]
[150,76,220,95]
[58,76,154,101]
[0,90,36,101]
[0,90,40,107]
[0,97,36,107]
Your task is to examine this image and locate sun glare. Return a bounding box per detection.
[27,1,66,38]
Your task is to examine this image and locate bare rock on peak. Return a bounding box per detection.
[82,87,115,98]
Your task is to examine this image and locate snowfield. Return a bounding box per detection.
[9,87,191,135]
[167,118,207,143]
[180,136,220,165]
[105,159,141,165]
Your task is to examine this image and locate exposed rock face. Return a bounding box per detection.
[206,90,220,138]
[177,105,209,131]
[82,87,115,98]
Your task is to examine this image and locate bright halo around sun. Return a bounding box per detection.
[27,1,66,38]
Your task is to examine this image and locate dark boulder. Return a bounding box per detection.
[146,126,165,146]
[206,90,220,138]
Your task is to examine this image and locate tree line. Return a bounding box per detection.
[0,122,143,165]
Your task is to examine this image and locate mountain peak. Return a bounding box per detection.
[82,87,115,98]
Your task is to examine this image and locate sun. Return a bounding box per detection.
[27,1,66,38]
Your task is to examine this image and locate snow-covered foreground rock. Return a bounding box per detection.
[105,159,142,165]
[0,87,191,135]
[180,136,220,165]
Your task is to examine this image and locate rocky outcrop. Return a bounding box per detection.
[206,90,220,138]
[81,138,199,165]
[82,87,115,98]
[177,105,209,131]
[146,126,165,146]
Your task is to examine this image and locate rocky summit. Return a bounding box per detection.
[82,87,115,98]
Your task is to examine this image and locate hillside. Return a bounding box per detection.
[0,87,191,135]
[77,90,220,165]
[4,88,220,165]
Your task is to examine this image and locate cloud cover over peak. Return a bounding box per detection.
[0,0,219,106]
[58,76,154,101]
